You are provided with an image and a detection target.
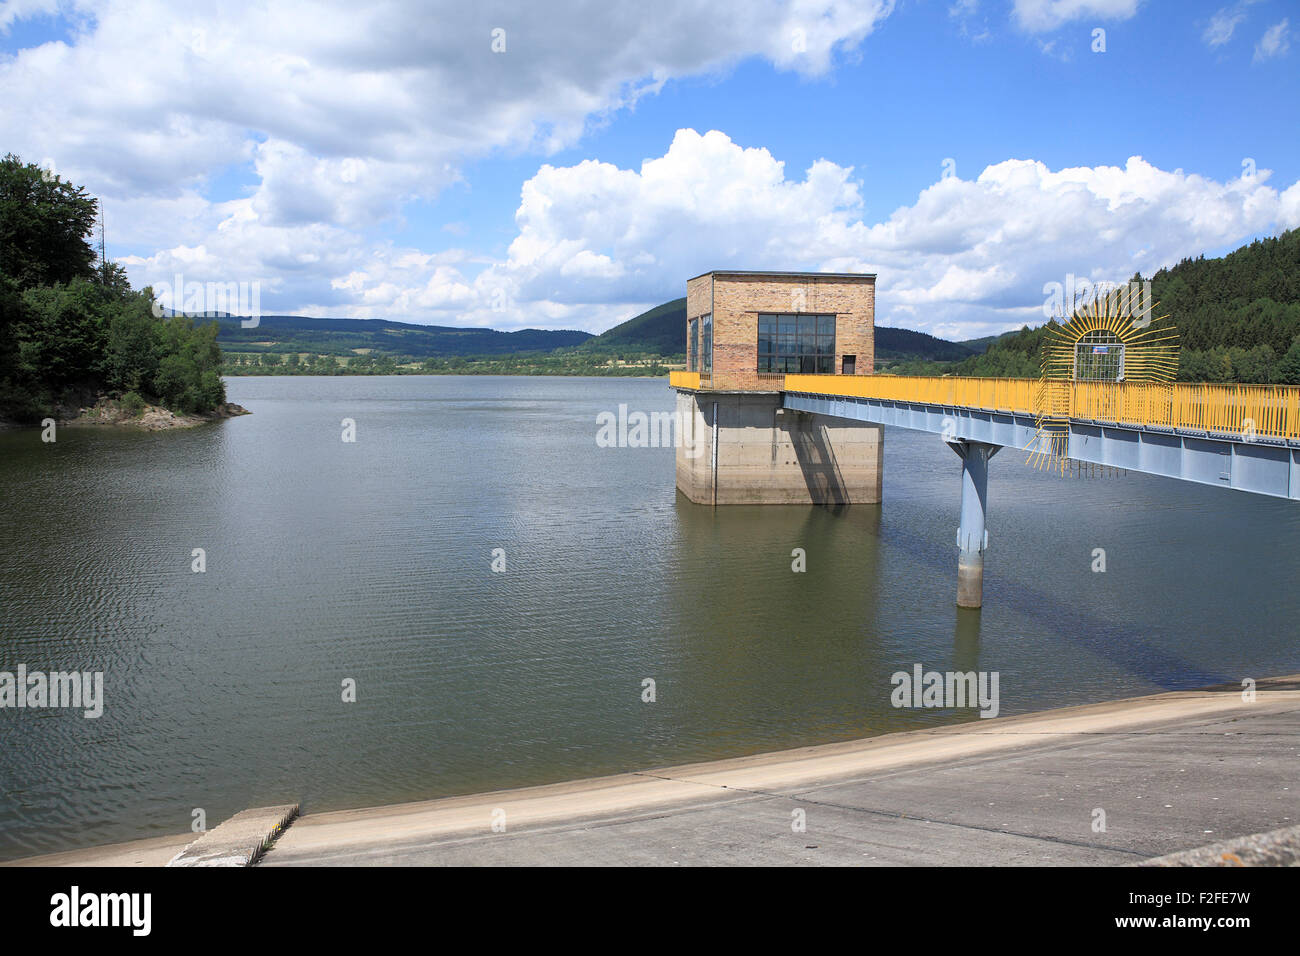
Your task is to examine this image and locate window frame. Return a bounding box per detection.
[757,312,836,375]
[700,313,712,374]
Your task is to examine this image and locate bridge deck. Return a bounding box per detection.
[671,371,1300,443]
[669,372,1300,500]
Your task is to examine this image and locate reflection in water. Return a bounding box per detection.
[667,500,883,746]
[953,608,982,676]
[0,374,1297,860]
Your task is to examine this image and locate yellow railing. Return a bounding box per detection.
[784,374,1038,414]
[1072,381,1300,438]
[669,370,701,389]
[781,374,1300,441]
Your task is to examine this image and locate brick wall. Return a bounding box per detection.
[685,275,712,365]
[687,273,874,390]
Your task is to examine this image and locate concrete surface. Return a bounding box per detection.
[260,677,1300,866]
[9,679,1296,867]
[168,804,298,867]
[3,832,194,868]
[1139,823,1300,867]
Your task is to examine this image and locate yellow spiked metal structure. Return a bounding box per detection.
[1030,283,1179,472]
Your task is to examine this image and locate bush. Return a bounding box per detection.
[120,390,145,416]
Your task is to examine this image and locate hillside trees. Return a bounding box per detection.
[0,154,227,420]
[949,230,1300,383]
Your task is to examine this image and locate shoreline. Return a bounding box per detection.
[1,400,250,432]
[220,370,673,379]
[10,675,1299,867]
[64,400,251,431]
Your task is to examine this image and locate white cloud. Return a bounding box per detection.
[1254,18,1291,61]
[949,0,993,43]
[2,0,894,328]
[457,130,1300,338]
[119,129,1300,337]
[1204,1,1272,50]
[1,0,893,208]
[0,0,61,32]
[1011,0,1140,33]
[1205,5,1245,47]
[6,2,1296,341]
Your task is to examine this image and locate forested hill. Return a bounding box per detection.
[581,298,686,354]
[215,314,592,357]
[218,297,979,371]
[581,297,978,363]
[875,326,977,363]
[945,229,1300,384]
[1153,229,1300,356]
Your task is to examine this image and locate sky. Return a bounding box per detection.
[2,0,1298,339]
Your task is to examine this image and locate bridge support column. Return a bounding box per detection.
[948,440,999,609]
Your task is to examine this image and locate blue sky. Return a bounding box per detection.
[1,0,1297,337]
[542,2,1297,229]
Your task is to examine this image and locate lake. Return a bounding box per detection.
[1,374,1297,859]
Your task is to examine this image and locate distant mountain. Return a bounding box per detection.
[875,326,976,362]
[197,229,1300,381]
[582,298,686,354]
[203,294,1028,369]
[580,296,975,363]
[214,314,592,358]
[956,331,1018,353]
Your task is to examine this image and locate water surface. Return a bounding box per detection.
[1,375,1297,859]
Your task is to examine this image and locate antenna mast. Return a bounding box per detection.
[98,207,107,283]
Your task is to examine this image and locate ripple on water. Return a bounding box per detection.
[1,376,1298,859]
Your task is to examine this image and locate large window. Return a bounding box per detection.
[758,313,836,374]
[688,318,699,371]
[700,314,712,374]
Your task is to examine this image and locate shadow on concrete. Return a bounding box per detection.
[784,410,850,507]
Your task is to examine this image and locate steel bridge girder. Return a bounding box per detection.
[781,391,1300,501]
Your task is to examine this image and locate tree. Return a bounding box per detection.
[0,155,231,420]
[0,154,98,290]
[153,316,225,412]
[15,280,111,392]
[103,292,161,393]
[1276,337,1300,385]
[0,274,20,381]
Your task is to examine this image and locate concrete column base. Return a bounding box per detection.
[957,551,984,609]
[674,389,882,505]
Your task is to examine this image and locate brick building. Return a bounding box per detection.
[684,270,876,390]
[673,270,882,506]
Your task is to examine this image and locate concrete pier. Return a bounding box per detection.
[950,439,998,608]
[674,389,883,505]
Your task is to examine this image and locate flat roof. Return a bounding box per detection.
[689,269,876,282]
